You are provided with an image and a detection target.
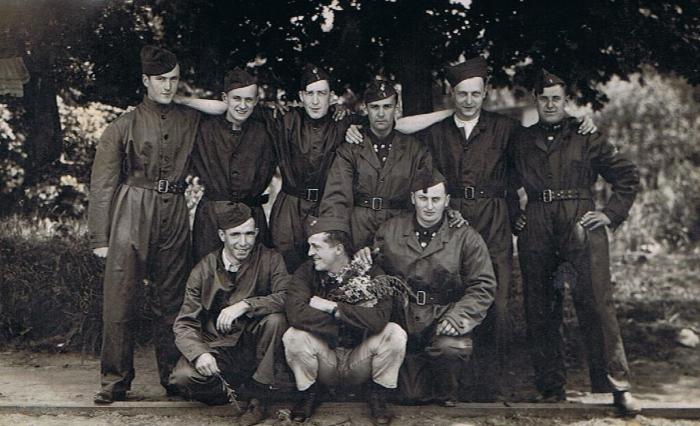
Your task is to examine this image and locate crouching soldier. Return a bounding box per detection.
[356,170,496,405]
[284,216,407,425]
[170,202,289,425]
[511,69,641,414]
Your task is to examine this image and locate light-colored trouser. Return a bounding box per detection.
[283,323,407,391]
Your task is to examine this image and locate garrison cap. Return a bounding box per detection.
[300,63,330,90]
[445,56,488,87]
[305,215,350,237]
[411,167,447,194]
[533,68,566,93]
[224,67,258,93]
[363,80,397,104]
[140,45,178,76]
[213,201,253,231]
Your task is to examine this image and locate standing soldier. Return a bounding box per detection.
[320,80,439,248]
[191,68,276,262]
[511,69,640,414]
[89,46,201,403]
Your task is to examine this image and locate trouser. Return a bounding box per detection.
[192,198,270,264]
[101,194,191,394]
[269,192,317,273]
[518,208,631,394]
[400,334,473,402]
[169,313,288,404]
[282,323,407,391]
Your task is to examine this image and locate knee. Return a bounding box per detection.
[168,358,198,389]
[260,312,288,333]
[430,335,473,360]
[381,322,407,352]
[283,327,313,356]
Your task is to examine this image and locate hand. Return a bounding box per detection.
[579,211,611,231]
[216,301,250,334]
[353,246,374,268]
[309,296,337,314]
[93,247,109,258]
[447,209,468,228]
[513,212,527,235]
[436,320,459,336]
[266,101,289,119]
[576,115,598,135]
[332,104,348,122]
[194,353,220,377]
[345,124,364,144]
[172,94,186,105]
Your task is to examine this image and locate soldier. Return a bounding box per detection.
[170,202,289,425]
[355,170,497,406]
[191,67,276,262]
[284,216,407,425]
[511,69,641,414]
[89,45,201,403]
[321,80,466,249]
[346,57,596,400]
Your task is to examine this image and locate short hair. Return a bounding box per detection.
[322,230,354,257]
[533,82,568,97]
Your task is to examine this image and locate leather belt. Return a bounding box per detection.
[411,290,445,306]
[527,188,592,203]
[354,195,406,211]
[204,193,270,207]
[125,176,187,194]
[451,186,506,200]
[282,183,320,202]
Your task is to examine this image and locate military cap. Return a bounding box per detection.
[363,80,397,104]
[224,67,258,93]
[533,68,566,93]
[140,45,178,76]
[445,56,488,87]
[300,63,330,90]
[304,215,350,237]
[213,201,253,231]
[411,167,446,194]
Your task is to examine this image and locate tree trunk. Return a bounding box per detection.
[393,6,433,115]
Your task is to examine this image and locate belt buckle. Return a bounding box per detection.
[157,179,169,193]
[416,290,426,306]
[371,197,383,210]
[306,188,319,202]
[542,189,553,203]
[464,186,475,200]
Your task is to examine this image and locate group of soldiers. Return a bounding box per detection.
[87,45,642,425]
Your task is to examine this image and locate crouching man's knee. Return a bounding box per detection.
[377,322,408,355]
[427,335,473,360]
[168,356,228,405]
[259,312,288,332]
[283,327,317,358]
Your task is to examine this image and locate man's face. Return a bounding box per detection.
[411,182,450,228]
[222,84,258,125]
[299,80,331,119]
[366,95,397,136]
[142,65,180,105]
[218,218,258,262]
[307,232,342,272]
[536,84,568,124]
[452,77,485,121]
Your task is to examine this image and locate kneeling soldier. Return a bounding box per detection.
[170,202,289,425]
[284,216,407,425]
[511,69,641,414]
[356,170,496,405]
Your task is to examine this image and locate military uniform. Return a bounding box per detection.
[512,116,639,395]
[191,114,275,261]
[170,244,289,403]
[373,212,496,402]
[89,94,200,394]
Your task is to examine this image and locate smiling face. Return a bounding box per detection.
[222,84,258,126]
[366,95,397,137]
[535,84,568,124]
[307,232,345,273]
[142,64,180,105]
[218,218,258,262]
[452,76,485,121]
[299,79,331,119]
[411,182,450,228]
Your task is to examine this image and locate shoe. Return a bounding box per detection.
[613,391,641,415]
[238,398,267,426]
[531,388,566,403]
[291,385,319,423]
[94,390,124,404]
[165,385,183,398]
[368,385,392,425]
